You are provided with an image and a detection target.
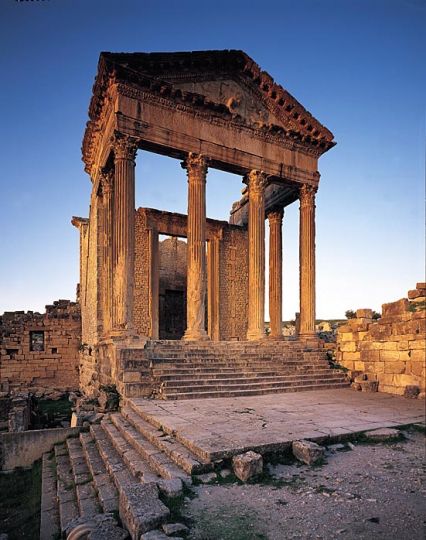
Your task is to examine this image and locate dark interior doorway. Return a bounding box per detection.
[160,289,186,340]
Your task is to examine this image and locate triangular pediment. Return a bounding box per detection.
[98,50,334,147]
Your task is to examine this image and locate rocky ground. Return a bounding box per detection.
[180,427,425,540]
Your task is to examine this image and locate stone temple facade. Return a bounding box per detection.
[73,50,345,399]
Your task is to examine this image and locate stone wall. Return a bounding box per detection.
[134,208,152,337]
[0,300,81,393]
[336,283,425,397]
[133,208,249,341]
[219,227,248,340]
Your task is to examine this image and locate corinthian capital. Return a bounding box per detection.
[181,153,209,181]
[299,184,317,208]
[112,133,138,161]
[99,167,114,195]
[267,207,284,224]
[244,170,267,195]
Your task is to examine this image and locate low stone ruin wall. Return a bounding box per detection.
[0,300,81,394]
[336,283,425,397]
[0,426,80,471]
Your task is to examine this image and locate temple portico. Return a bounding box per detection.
[73,50,336,398]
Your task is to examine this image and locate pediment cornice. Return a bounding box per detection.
[83,50,335,173]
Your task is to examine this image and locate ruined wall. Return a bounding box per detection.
[0,300,81,393]
[336,283,426,397]
[219,227,249,340]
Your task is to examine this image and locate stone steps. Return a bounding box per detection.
[121,339,347,399]
[121,406,213,474]
[160,381,349,400]
[108,413,192,483]
[54,442,80,534]
[79,431,119,513]
[89,422,170,538]
[40,453,60,540]
[162,376,346,393]
[66,437,103,518]
[154,370,340,382]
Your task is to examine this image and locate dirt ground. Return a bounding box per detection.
[182,428,426,540]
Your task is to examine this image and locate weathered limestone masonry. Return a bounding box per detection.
[74,50,337,399]
[134,208,249,342]
[0,300,80,393]
[336,283,426,397]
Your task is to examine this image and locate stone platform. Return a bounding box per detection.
[128,389,425,460]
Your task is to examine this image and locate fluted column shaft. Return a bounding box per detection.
[112,135,138,334]
[299,184,316,335]
[183,153,209,341]
[268,208,284,339]
[246,170,267,340]
[100,169,113,336]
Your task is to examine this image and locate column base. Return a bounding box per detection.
[183,329,210,341]
[246,329,266,341]
[268,334,284,340]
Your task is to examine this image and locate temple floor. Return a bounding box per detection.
[128,388,425,460]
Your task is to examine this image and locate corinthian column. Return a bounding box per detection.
[299,184,316,336]
[268,208,284,339]
[245,170,267,341]
[100,168,114,337]
[182,153,209,341]
[111,134,138,335]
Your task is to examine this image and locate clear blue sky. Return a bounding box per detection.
[0,0,424,319]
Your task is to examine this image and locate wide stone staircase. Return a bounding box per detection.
[121,340,349,399]
[40,400,218,540]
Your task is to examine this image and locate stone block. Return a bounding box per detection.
[377,373,394,386]
[360,380,379,392]
[292,440,325,465]
[232,451,263,481]
[393,374,419,387]
[408,289,422,300]
[384,361,406,374]
[404,385,420,398]
[412,296,426,303]
[356,309,373,319]
[340,342,357,352]
[380,350,401,362]
[410,349,425,362]
[157,478,183,498]
[342,352,361,361]
[360,350,380,361]
[122,371,142,383]
[416,282,426,290]
[364,428,401,442]
[339,332,354,342]
[382,298,409,317]
[162,523,189,536]
[406,361,424,378]
[354,361,365,371]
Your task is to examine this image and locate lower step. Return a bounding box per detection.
[161,382,349,400]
